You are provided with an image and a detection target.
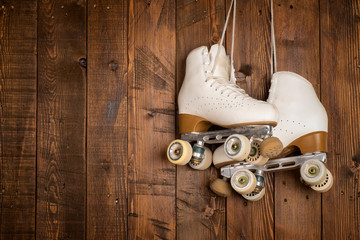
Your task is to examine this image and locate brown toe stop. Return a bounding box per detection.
[210,179,232,197]
[260,137,283,158]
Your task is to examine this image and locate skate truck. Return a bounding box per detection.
[167,124,281,170]
[209,71,333,201]
[210,149,332,201]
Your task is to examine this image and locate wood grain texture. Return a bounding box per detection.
[273,0,322,239]
[87,1,128,239]
[0,1,37,239]
[176,1,227,239]
[37,0,86,239]
[127,0,176,239]
[226,0,274,239]
[1,0,360,239]
[320,0,360,239]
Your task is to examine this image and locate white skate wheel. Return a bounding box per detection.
[213,144,243,169]
[300,159,327,185]
[189,146,212,170]
[242,187,266,201]
[230,169,257,194]
[311,169,333,192]
[224,134,251,161]
[210,178,232,197]
[167,140,192,165]
[246,139,269,166]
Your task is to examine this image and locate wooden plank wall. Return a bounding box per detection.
[0,0,359,239]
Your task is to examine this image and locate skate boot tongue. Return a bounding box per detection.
[209,44,231,81]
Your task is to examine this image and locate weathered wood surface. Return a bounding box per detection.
[0,1,37,239]
[127,0,176,239]
[37,0,86,239]
[87,1,128,239]
[320,0,360,239]
[0,0,359,239]
[273,0,322,239]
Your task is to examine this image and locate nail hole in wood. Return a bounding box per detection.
[109,61,118,71]
[79,58,87,68]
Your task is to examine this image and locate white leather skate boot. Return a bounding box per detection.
[167,44,282,170]
[267,71,328,154]
[178,44,278,133]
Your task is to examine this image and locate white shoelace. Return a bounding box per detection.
[205,76,251,99]
[206,0,253,100]
[270,0,277,75]
[211,0,236,81]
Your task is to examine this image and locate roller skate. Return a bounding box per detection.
[210,72,333,200]
[167,0,282,170]
[167,44,282,170]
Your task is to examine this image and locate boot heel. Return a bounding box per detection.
[179,114,212,134]
[289,131,328,154]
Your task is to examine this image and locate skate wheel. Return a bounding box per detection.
[213,144,243,169]
[189,146,212,170]
[210,178,232,197]
[246,139,269,166]
[300,159,327,185]
[259,137,283,158]
[167,140,192,165]
[242,187,266,201]
[311,169,333,192]
[224,134,251,161]
[230,169,257,194]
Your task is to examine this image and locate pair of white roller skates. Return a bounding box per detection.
[167,0,333,201]
[166,44,333,201]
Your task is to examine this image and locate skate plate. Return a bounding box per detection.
[220,152,327,179]
[181,125,273,144]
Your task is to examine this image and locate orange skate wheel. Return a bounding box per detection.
[210,178,232,197]
[167,140,192,165]
[230,169,257,195]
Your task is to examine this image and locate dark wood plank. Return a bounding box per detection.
[226,0,275,239]
[273,0,322,239]
[127,0,176,239]
[37,0,86,239]
[87,1,128,239]
[320,0,360,239]
[176,1,227,239]
[0,1,37,239]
